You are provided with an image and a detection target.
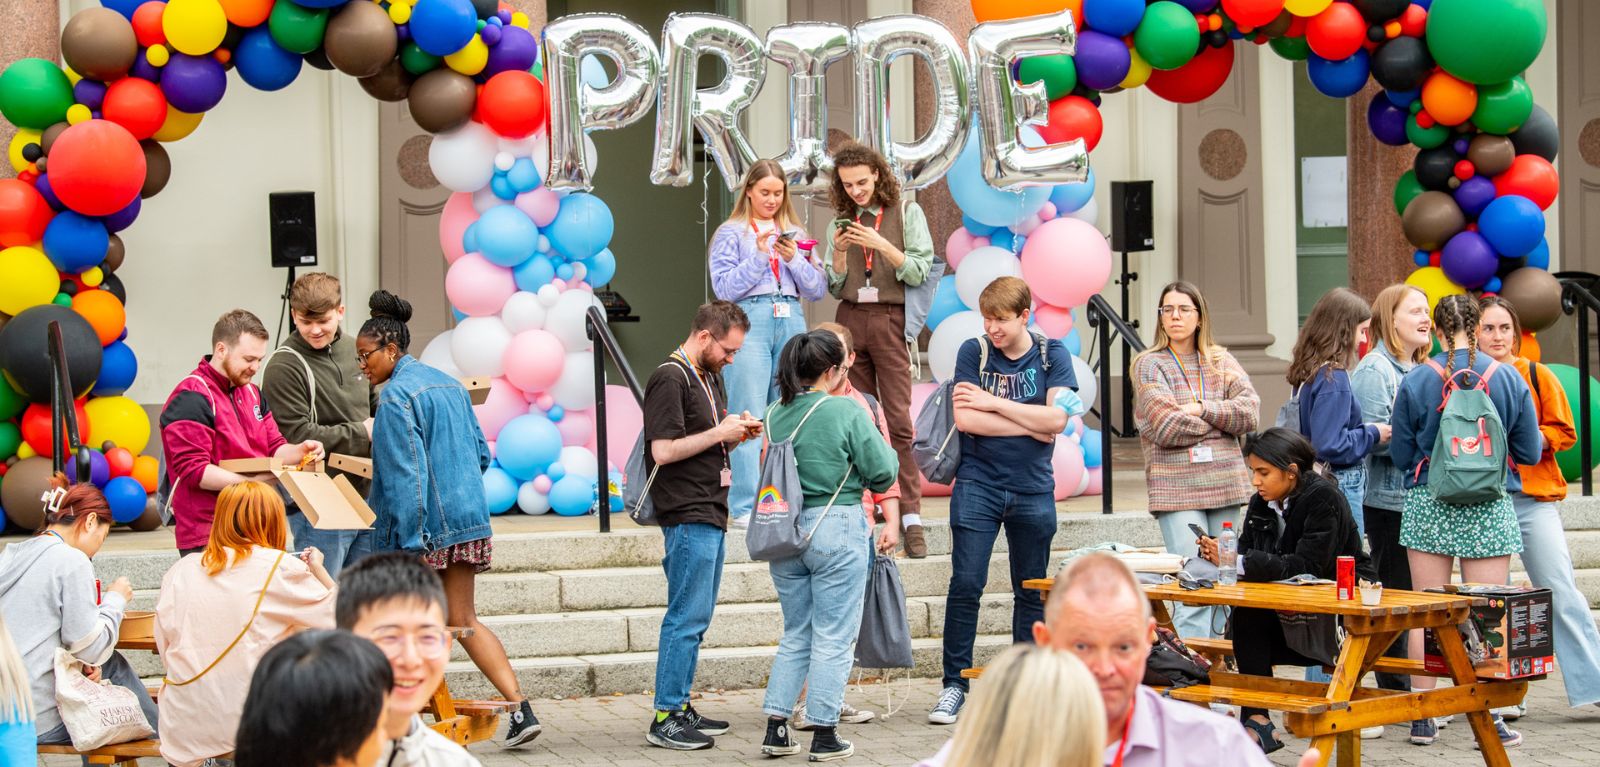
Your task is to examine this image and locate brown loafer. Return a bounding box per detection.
[903,524,928,559]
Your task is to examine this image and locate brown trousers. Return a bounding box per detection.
[836,301,920,518]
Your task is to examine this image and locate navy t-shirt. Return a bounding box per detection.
[953,336,1077,493]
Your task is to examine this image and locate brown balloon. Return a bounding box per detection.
[104,234,125,272]
[61,8,139,82]
[358,57,416,102]
[325,1,399,79]
[408,70,477,134]
[34,157,46,174]
[2,456,57,531]
[1499,267,1564,333]
[140,140,171,199]
[1467,134,1516,178]
[128,497,162,532]
[40,122,70,155]
[1401,191,1465,252]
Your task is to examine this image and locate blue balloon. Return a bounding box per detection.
[1453,176,1497,219]
[961,216,1000,237]
[92,340,138,396]
[947,133,1049,228]
[99,0,142,20]
[1366,97,1409,147]
[547,405,565,422]
[1385,88,1419,108]
[580,55,610,89]
[103,476,146,524]
[410,0,479,56]
[546,463,566,482]
[496,414,562,480]
[989,230,1015,251]
[235,28,303,91]
[87,449,110,488]
[549,474,597,516]
[507,157,542,193]
[1307,50,1371,99]
[1477,194,1544,258]
[1484,277,1503,294]
[545,193,614,261]
[1526,238,1550,270]
[1083,0,1146,37]
[42,211,109,273]
[476,205,538,267]
[1049,168,1096,214]
[1080,428,1103,468]
[583,249,617,286]
[452,307,467,322]
[462,223,479,254]
[1413,249,1431,267]
[482,467,518,514]
[513,254,557,291]
[490,175,516,201]
[102,197,139,233]
[1061,325,1082,357]
[283,0,349,6]
[925,275,965,332]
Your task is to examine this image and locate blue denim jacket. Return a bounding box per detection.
[369,355,492,553]
[1350,341,1412,512]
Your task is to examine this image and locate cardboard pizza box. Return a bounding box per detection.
[217,456,371,530]
[461,377,491,405]
[218,456,325,474]
[328,453,373,479]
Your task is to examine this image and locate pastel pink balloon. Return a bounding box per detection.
[1039,201,1058,220]
[532,475,553,494]
[1034,303,1074,339]
[945,228,977,271]
[604,384,642,474]
[1051,437,1086,502]
[503,329,567,392]
[1083,466,1103,496]
[1020,218,1112,309]
[445,253,517,316]
[474,377,525,441]
[440,192,478,264]
[972,236,990,250]
[515,187,561,228]
[557,409,594,446]
[535,393,556,411]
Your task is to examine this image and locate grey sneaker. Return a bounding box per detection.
[647,710,713,751]
[928,686,965,725]
[1474,715,1522,749]
[839,702,875,724]
[1493,703,1527,721]
[1409,718,1438,746]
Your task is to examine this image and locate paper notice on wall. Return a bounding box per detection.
[1301,156,1348,228]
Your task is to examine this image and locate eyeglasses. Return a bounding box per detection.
[1157,306,1199,318]
[369,628,450,660]
[356,347,385,365]
[710,338,740,359]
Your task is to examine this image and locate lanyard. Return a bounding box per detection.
[1111,695,1135,767]
[673,347,730,466]
[751,218,783,286]
[1168,350,1206,403]
[855,209,884,277]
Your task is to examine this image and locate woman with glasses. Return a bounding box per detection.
[154,481,337,766]
[1132,281,1259,639]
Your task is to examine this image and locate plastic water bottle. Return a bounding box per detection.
[1217,522,1238,585]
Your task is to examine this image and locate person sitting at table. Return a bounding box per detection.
[234,629,393,767]
[914,644,1104,767]
[1196,428,1375,753]
[155,481,338,767]
[0,475,157,748]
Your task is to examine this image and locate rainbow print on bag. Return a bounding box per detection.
[756,486,788,516]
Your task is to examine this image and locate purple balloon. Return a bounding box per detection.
[35,174,64,211]
[1441,230,1498,289]
[480,23,502,46]
[88,449,110,489]
[1366,98,1408,146]
[129,56,161,83]
[1172,0,1220,10]
[1075,30,1131,91]
[485,25,538,76]
[102,196,140,233]
[1452,176,1496,219]
[1452,138,1470,155]
[162,53,227,113]
[73,80,108,110]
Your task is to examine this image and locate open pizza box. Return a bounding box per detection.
[461,377,491,405]
[328,453,373,479]
[218,457,374,530]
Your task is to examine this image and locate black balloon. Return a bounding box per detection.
[470,0,498,19]
[1414,146,1459,191]
[1510,104,1559,162]
[1205,29,1228,48]
[1367,26,1386,42]
[305,47,335,71]
[21,144,41,163]
[1371,37,1432,92]
[1496,256,1529,279]
[1353,0,1409,22]
[102,273,126,306]
[0,305,103,404]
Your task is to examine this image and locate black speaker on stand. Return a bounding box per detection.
[1109,180,1154,438]
[269,191,318,343]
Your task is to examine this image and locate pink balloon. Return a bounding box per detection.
[1034,303,1074,339]
[557,409,594,446]
[1039,201,1058,220]
[1083,466,1103,496]
[972,236,990,250]
[515,187,561,228]
[532,475,553,494]
[945,228,977,271]
[1021,218,1112,309]
[535,393,556,411]
[604,384,642,474]
[1051,437,1086,502]
[445,253,517,316]
[440,192,477,264]
[502,329,567,392]
[474,377,526,441]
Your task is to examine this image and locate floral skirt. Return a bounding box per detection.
[421,537,493,574]
[1399,486,1521,559]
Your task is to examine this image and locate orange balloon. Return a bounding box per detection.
[971,0,1076,23]
[132,454,159,493]
[218,0,272,27]
[71,288,127,346]
[1421,71,1477,127]
[1520,332,1540,363]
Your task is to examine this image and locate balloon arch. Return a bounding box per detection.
[0,0,1561,526]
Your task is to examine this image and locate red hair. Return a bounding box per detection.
[202,482,288,575]
[39,474,112,532]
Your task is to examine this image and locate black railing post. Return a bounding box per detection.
[591,319,610,533]
[1091,301,1114,515]
[47,322,89,483]
[1582,305,1593,497]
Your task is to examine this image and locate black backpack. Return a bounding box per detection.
[1142,627,1212,689]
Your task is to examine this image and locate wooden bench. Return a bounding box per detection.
[450,699,520,718]
[1180,637,1439,678]
[38,739,162,766]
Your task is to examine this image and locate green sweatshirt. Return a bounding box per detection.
[260,329,376,489]
[764,391,898,509]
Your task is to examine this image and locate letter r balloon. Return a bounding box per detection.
[651,13,767,191]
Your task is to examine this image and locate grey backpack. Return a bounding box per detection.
[1274,383,1304,433]
[747,397,851,561]
[624,361,693,526]
[912,334,1049,485]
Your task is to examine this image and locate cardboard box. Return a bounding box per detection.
[328,453,373,479]
[461,377,491,405]
[219,456,324,474]
[218,457,373,531]
[1423,584,1554,680]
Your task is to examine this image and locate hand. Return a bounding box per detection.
[876,523,899,554]
[845,222,891,252]
[831,230,850,273]
[715,413,753,444]
[1374,423,1392,444]
[363,417,375,437]
[83,664,102,682]
[755,229,775,255]
[295,440,325,463]
[1196,535,1220,565]
[301,546,326,571]
[774,236,798,263]
[107,577,133,602]
[1030,431,1056,444]
[1297,748,1322,767]
[1180,402,1205,417]
[952,383,1001,413]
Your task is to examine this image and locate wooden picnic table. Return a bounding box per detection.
[1020,578,1534,767]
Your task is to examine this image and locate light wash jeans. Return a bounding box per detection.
[653,523,727,711]
[1156,507,1240,639]
[1332,465,1367,538]
[724,294,807,521]
[763,505,871,727]
[288,511,374,575]
[1514,493,1600,707]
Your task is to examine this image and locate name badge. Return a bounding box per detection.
[857,286,880,304]
[720,467,732,487]
[1189,445,1214,464]
[773,302,792,319]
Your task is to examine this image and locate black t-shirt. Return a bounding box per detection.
[642,357,729,529]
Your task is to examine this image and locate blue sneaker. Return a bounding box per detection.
[1409,718,1438,745]
[1474,715,1522,749]
[928,686,965,725]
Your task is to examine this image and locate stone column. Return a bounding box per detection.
[1345,81,1416,301]
[0,0,59,180]
[511,0,547,35]
[910,0,976,252]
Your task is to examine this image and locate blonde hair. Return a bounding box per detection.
[202,482,289,576]
[1370,284,1430,365]
[945,645,1106,767]
[729,159,799,230]
[815,321,853,353]
[0,613,33,724]
[1134,281,1229,375]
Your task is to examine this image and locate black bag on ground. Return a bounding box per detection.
[855,553,914,668]
[1142,627,1212,689]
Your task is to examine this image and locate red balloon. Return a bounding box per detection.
[1037,95,1103,153]
[0,178,55,248]
[479,71,547,139]
[1305,2,1366,61]
[132,2,166,47]
[1222,0,1286,29]
[102,78,168,140]
[1146,42,1236,104]
[21,400,91,458]
[44,120,145,217]
[1494,154,1559,210]
[105,446,135,478]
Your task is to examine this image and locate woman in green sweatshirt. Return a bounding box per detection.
[758,330,898,762]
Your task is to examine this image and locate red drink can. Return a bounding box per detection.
[1336,556,1355,601]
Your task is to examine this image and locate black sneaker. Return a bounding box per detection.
[763,717,802,757]
[503,700,542,747]
[647,710,714,751]
[808,727,854,762]
[684,704,730,736]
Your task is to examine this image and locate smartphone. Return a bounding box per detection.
[833,218,853,231]
[1187,523,1210,540]
[776,231,797,243]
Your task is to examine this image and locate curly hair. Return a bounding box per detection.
[828,141,899,218]
[1287,287,1373,387]
[359,290,413,354]
[1435,294,1481,371]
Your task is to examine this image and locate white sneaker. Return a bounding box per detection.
[730,515,750,530]
[1435,714,1455,728]
[1493,703,1527,721]
[1360,725,1384,740]
[838,702,875,724]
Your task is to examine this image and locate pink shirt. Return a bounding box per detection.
[834,380,901,507]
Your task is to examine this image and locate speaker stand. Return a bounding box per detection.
[275,266,297,347]
[1113,250,1139,439]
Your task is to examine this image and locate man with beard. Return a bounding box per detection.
[161,309,323,556]
[642,301,761,751]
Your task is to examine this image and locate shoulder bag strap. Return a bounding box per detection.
[266,346,317,423]
[801,465,856,543]
[632,362,698,512]
[787,395,832,441]
[162,550,286,687]
[1529,361,1543,421]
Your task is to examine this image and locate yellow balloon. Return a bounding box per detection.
[163,0,229,56]
[85,396,153,455]
[82,267,105,288]
[154,105,204,142]
[1284,0,1334,16]
[16,442,36,460]
[0,246,61,315]
[147,45,170,67]
[63,65,81,86]
[1121,48,1153,89]
[66,104,93,125]
[444,35,489,76]
[389,1,412,24]
[511,12,530,29]
[1405,266,1466,312]
[8,129,40,173]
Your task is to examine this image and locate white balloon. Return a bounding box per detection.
[548,289,604,351]
[1067,197,1099,227]
[1073,466,1091,497]
[1070,355,1097,410]
[451,316,514,378]
[571,262,588,283]
[550,351,597,410]
[472,186,503,213]
[498,132,542,158]
[494,152,516,171]
[928,310,986,382]
[954,246,1023,309]
[532,133,551,179]
[501,291,549,334]
[558,445,599,479]
[584,133,599,177]
[419,331,464,378]
[429,122,500,193]
[537,284,562,307]
[517,481,552,514]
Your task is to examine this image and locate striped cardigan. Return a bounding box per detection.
[1133,348,1259,513]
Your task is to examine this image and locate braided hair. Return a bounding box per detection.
[1432,294,1480,371]
[359,290,413,354]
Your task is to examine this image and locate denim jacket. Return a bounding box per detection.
[1350,341,1412,512]
[369,355,492,553]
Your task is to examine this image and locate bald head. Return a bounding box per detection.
[1032,553,1155,738]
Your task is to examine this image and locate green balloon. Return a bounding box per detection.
[1269,35,1311,62]
[1393,171,1424,217]
[1472,78,1534,135]
[1549,363,1600,481]
[0,59,73,130]
[1134,2,1200,71]
[400,43,443,76]
[1425,0,1546,85]
[1406,115,1450,149]
[0,375,24,422]
[270,0,329,55]
[1018,55,1076,101]
[0,422,18,461]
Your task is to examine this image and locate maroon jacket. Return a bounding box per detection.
[160,359,287,550]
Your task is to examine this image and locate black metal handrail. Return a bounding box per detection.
[1085,294,1147,515]
[48,321,91,483]
[587,305,644,532]
[1561,275,1600,496]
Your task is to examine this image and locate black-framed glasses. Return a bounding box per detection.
[357,347,385,365]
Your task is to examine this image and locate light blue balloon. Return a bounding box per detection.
[1049,167,1096,214]
[580,55,610,89]
[925,275,965,332]
[507,157,542,193]
[452,307,467,322]
[548,405,564,422]
[462,224,479,254]
[556,263,574,280]
[549,475,597,516]
[1080,428,1103,468]
[583,249,617,286]
[491,175,517,201]
[483,467,518,514]
[989,230,1015,251]
[947,135,1049,228]
[1061,325,1082,356]
[547,463,566,481]
[962,215,1000,237]
[513,254,556,291]
[476,205,538,268]
[496,414,562,480]
[546,193,614,261]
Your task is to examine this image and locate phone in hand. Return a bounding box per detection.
[776,231,797,243]
[1188,523,1211,541]
[833,218,853,231]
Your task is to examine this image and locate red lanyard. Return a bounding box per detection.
[855,209,884,274]
[751,219,782,285]
[1110,695,1135,767]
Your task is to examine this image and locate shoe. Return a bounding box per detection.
[1435,714,1454,728]
[684,704,729,736]
[808,727,854,762]
[793,702,813,731]
[503,700,542,747]
[1474,715,1522,749]
[1360,725,1384,740]
[903,524,927,559]
[928,686,965,725]
[763,718,802,757]
[1409,718,1438,746]
[647,710,713,751]
[1493,703,1527,721]
[730,515,751,530]
[838,702,875,724]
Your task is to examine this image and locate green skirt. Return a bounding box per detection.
[1399,486,1521,559]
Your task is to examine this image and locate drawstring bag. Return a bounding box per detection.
[53,650,153,750]
[855,553,914,668]
[748,397,850,562]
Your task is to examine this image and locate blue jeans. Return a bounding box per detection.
[1332,465,1367,538]
[1155,507,1240,640]
[36,652,157,751]
[723,294,807,521]
[1514,493,1600,706]
[288,511,375,575]
[654,522,727,711]
[941,480,1056,691]
[763,505,870,727]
